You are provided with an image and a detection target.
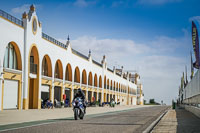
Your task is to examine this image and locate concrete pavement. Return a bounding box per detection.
[151,108,200,133]
[0,106,169,133]
[0,105,151,126]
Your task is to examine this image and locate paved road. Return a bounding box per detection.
[1,106,169,133]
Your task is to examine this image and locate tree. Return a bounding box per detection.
[149,99,155,104]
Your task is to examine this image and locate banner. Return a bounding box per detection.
[190,51,194,79]
[192,21,200,69]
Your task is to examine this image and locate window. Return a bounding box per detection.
[55,62,59,78]
[3,43,18,69]
[42,57,48,76]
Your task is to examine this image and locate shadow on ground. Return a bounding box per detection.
[176,108,200,133]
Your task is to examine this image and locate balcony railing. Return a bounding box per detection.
[30,63,37,74]
[0,9,23,27]
[42,32,66,49]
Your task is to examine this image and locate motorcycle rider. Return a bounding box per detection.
[74,88,86,113]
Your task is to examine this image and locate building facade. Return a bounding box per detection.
[0,5,140,110]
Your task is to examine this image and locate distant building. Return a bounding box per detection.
[134,73,144,105]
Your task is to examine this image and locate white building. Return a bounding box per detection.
[0,5,139,110]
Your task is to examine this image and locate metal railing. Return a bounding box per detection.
[0,9,23,27]
[71,49,88,60]
[42,32,66,49]
[30,63,37,74]
[107,68,113,73]
[92,60,102,67]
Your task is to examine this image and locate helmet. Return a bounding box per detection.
[78,88,82,93]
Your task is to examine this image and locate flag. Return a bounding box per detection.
[190,51,194,79]
[181,72,184,88]
[192,21,200,69]
[185,66,188,85]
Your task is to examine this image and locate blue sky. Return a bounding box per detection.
[1,0,200,104]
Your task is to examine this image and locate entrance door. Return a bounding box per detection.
[88,91,92,102]
[65,88,71,102]
[107,94,109,102]
[94,92,97,102]
[98,93,102,103]
[41,85,50,100]
[54,86,61,101]
[3,80,18,109]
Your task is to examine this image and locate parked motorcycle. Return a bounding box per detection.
[72,97,85,120]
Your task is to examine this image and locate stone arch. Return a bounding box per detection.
[107,79,109,89]
[94,73,97,87]
[88,72,93,86]
[74,66,80,83]
[3,41,22,70]
[41,54,52,77]
[117,82,119,91]
[65,63,72,81]
[104,76,106,89]
[54,59,63,79]
[82,69,87,84]
[28,44,40,109]
[99,76,102,88]
[110,80,113,90]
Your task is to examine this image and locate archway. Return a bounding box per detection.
[3,42,22,109]
[82,69,87,85]
[3,42,22,70]
[99,76,102,88]
[88,72,92,86]
[74,67,80,83]
[104,76,106,89]
[28,45,39,109]
[41,55,52,77]
[54,60,63,79]
[107,79,109,89]
[110,80,113,90]
[94,74,97,87]
[65,63,72,81]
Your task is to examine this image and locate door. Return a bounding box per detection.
[41,85,50,100]
[54,86,61,101]
[3,80,18,109]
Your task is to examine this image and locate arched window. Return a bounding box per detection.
[3,43,17,69]
[42,57,48,76]
[55,62,59,78]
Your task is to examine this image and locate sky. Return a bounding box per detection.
[1,0,200,104]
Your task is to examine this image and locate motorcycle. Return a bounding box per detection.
[72,97,85,120]
[110,100,115,107]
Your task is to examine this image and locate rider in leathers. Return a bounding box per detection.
[74,88,86,113]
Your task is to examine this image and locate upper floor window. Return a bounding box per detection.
[42,57,48,76]
[3,43,17,69]
[55,62,60,78]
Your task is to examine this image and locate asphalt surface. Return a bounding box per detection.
[1,106,169,133]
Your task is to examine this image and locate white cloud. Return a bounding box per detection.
[73,0,96,7]
[112,1,125,7]
[189,16,200,25]
[11,4,42,14]
[11,4,30,14]
[58,32,190,104]
[138,0,182,5]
